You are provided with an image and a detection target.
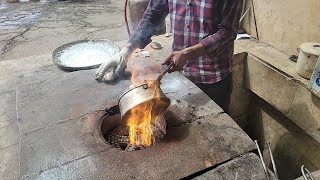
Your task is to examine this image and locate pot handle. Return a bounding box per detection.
[156,62,174,83]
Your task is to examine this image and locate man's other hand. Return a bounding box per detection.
[95,47,131,82]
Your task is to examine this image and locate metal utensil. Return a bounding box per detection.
[155,62,174,84]
[52,39,120,71]
[118,63,173,121]
[268,142,279,180]
[301,165,315,180]
[255,140,271,180]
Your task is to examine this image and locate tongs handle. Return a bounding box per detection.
[156,62,174,83]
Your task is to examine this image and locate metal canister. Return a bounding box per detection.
[296,42,320,79]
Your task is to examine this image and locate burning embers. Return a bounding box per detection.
[101,106,166,151]
[103,62,171,151]
[127,99,162,146]
[124,81,168,146]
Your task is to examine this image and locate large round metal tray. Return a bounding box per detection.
[52,39,120,71]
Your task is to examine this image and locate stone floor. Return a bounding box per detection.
[0,0,127,61]
[0,1,271,179]
[0,34,261,179]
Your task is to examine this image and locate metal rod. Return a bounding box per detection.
[156,62,174,83]
[124,0,131,37]
[255,140,270,180]
[267,142,279,180]
[251,0,259,40]
[239,6,251,23]
[301,165,315,180]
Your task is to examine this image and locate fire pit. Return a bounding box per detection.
[100,105,167,151]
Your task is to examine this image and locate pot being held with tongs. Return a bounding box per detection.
[118,63,173,122]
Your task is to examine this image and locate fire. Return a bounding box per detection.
[127,82,163,146]
[127,99,155,146]
[127,58,164,146]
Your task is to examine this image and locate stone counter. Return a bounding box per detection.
[234,38,320,179]
[0,35,256,179]
[237,39,320,143]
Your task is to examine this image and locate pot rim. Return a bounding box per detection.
[118,83,149,104]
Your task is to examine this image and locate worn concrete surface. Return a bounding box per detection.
[244,43,320,143]
[246,54,299,114]
[295,170,320,180]
[242,0,320,56]
[3,0,318,178]
[194,153,268,180]
[22,111,255,179]
[247,96,320,180]
[2,65,255,179]
[237,39,320,179]
[0,0,127,60]
[229,53,250,129]
[0,30,256,179]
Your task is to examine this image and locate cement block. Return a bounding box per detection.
[247,97,320,180]
[194,153,267,180]
[23,113,254,180]
[230,53,251,127]
[288,86,320,142]
[0,90,19,148]
[0,54,52,76]
[0,122,19,149]
[234,39,268,55]
[0,74,17,93]
[246,54,298,114]
[0,144,19,180]
[17,83,127,133]
[166,89,223,127]
[19,113,109,176]
[248,46,309,87]
[17,68,131,133]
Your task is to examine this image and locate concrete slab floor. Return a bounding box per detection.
[0,1,260,179]
[194,153,270,180]
[0,54,257,179]
[0,0,128,61]
[0,60,256,179]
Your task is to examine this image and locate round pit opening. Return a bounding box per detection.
[100,105,166,151]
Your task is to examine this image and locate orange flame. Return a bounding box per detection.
[127,58,164,146]
[127,100,155,146]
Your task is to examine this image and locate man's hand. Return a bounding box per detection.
[162,50,189,73]
[162,43,206,73]
[95,47,131,82]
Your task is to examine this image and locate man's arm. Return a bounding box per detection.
[199,0,243,55]
[164,0,243,71]
[127,0,169,51]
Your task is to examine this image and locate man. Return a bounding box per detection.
[95,0,243,113]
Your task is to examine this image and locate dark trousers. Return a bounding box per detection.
[195,73,233,113]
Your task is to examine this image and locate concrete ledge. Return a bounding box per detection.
[194,153,270,180]
[236,39,320,143]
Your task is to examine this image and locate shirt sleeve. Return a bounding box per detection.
[128,0,169,50]
[200,0,243,55]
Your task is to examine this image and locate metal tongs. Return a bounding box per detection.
[255,140,279,180]
[155,62,174,84]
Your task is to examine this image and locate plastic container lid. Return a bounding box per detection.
[299,42,320,56]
